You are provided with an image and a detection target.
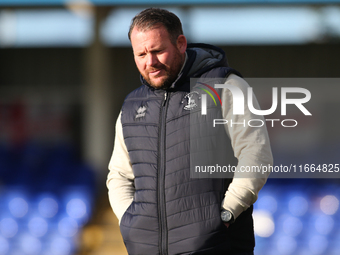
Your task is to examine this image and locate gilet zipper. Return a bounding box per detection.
[158,91,169,255]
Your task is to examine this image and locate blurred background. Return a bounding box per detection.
[0,0,340,254]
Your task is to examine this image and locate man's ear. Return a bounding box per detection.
[176,35,187,54]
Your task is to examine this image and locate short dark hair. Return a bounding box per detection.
[128,8,183,44]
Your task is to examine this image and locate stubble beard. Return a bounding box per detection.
[143,51,184,90]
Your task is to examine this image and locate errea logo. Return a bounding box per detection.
[135,105,147,119]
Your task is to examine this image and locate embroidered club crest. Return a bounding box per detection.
[135,105,147,119]
[182,91,200,111]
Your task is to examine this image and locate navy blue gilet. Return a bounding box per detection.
[120,44,255,255]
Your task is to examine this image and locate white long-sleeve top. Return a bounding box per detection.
[107,74,273,223]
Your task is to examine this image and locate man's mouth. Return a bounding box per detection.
[149,69,162,76]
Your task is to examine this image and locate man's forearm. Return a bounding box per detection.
[107,170,134,222]
[107,112,135,223]
[221,74,273,219]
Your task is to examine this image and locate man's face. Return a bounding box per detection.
[130,25,186,89]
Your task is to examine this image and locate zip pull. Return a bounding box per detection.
[163,92,168,106]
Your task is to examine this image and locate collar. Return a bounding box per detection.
[179,51,188,76]
[170,52,188,89]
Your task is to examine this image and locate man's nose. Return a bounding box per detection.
[146,53,158,67]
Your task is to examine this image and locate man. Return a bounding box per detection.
[107,8,272,255]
